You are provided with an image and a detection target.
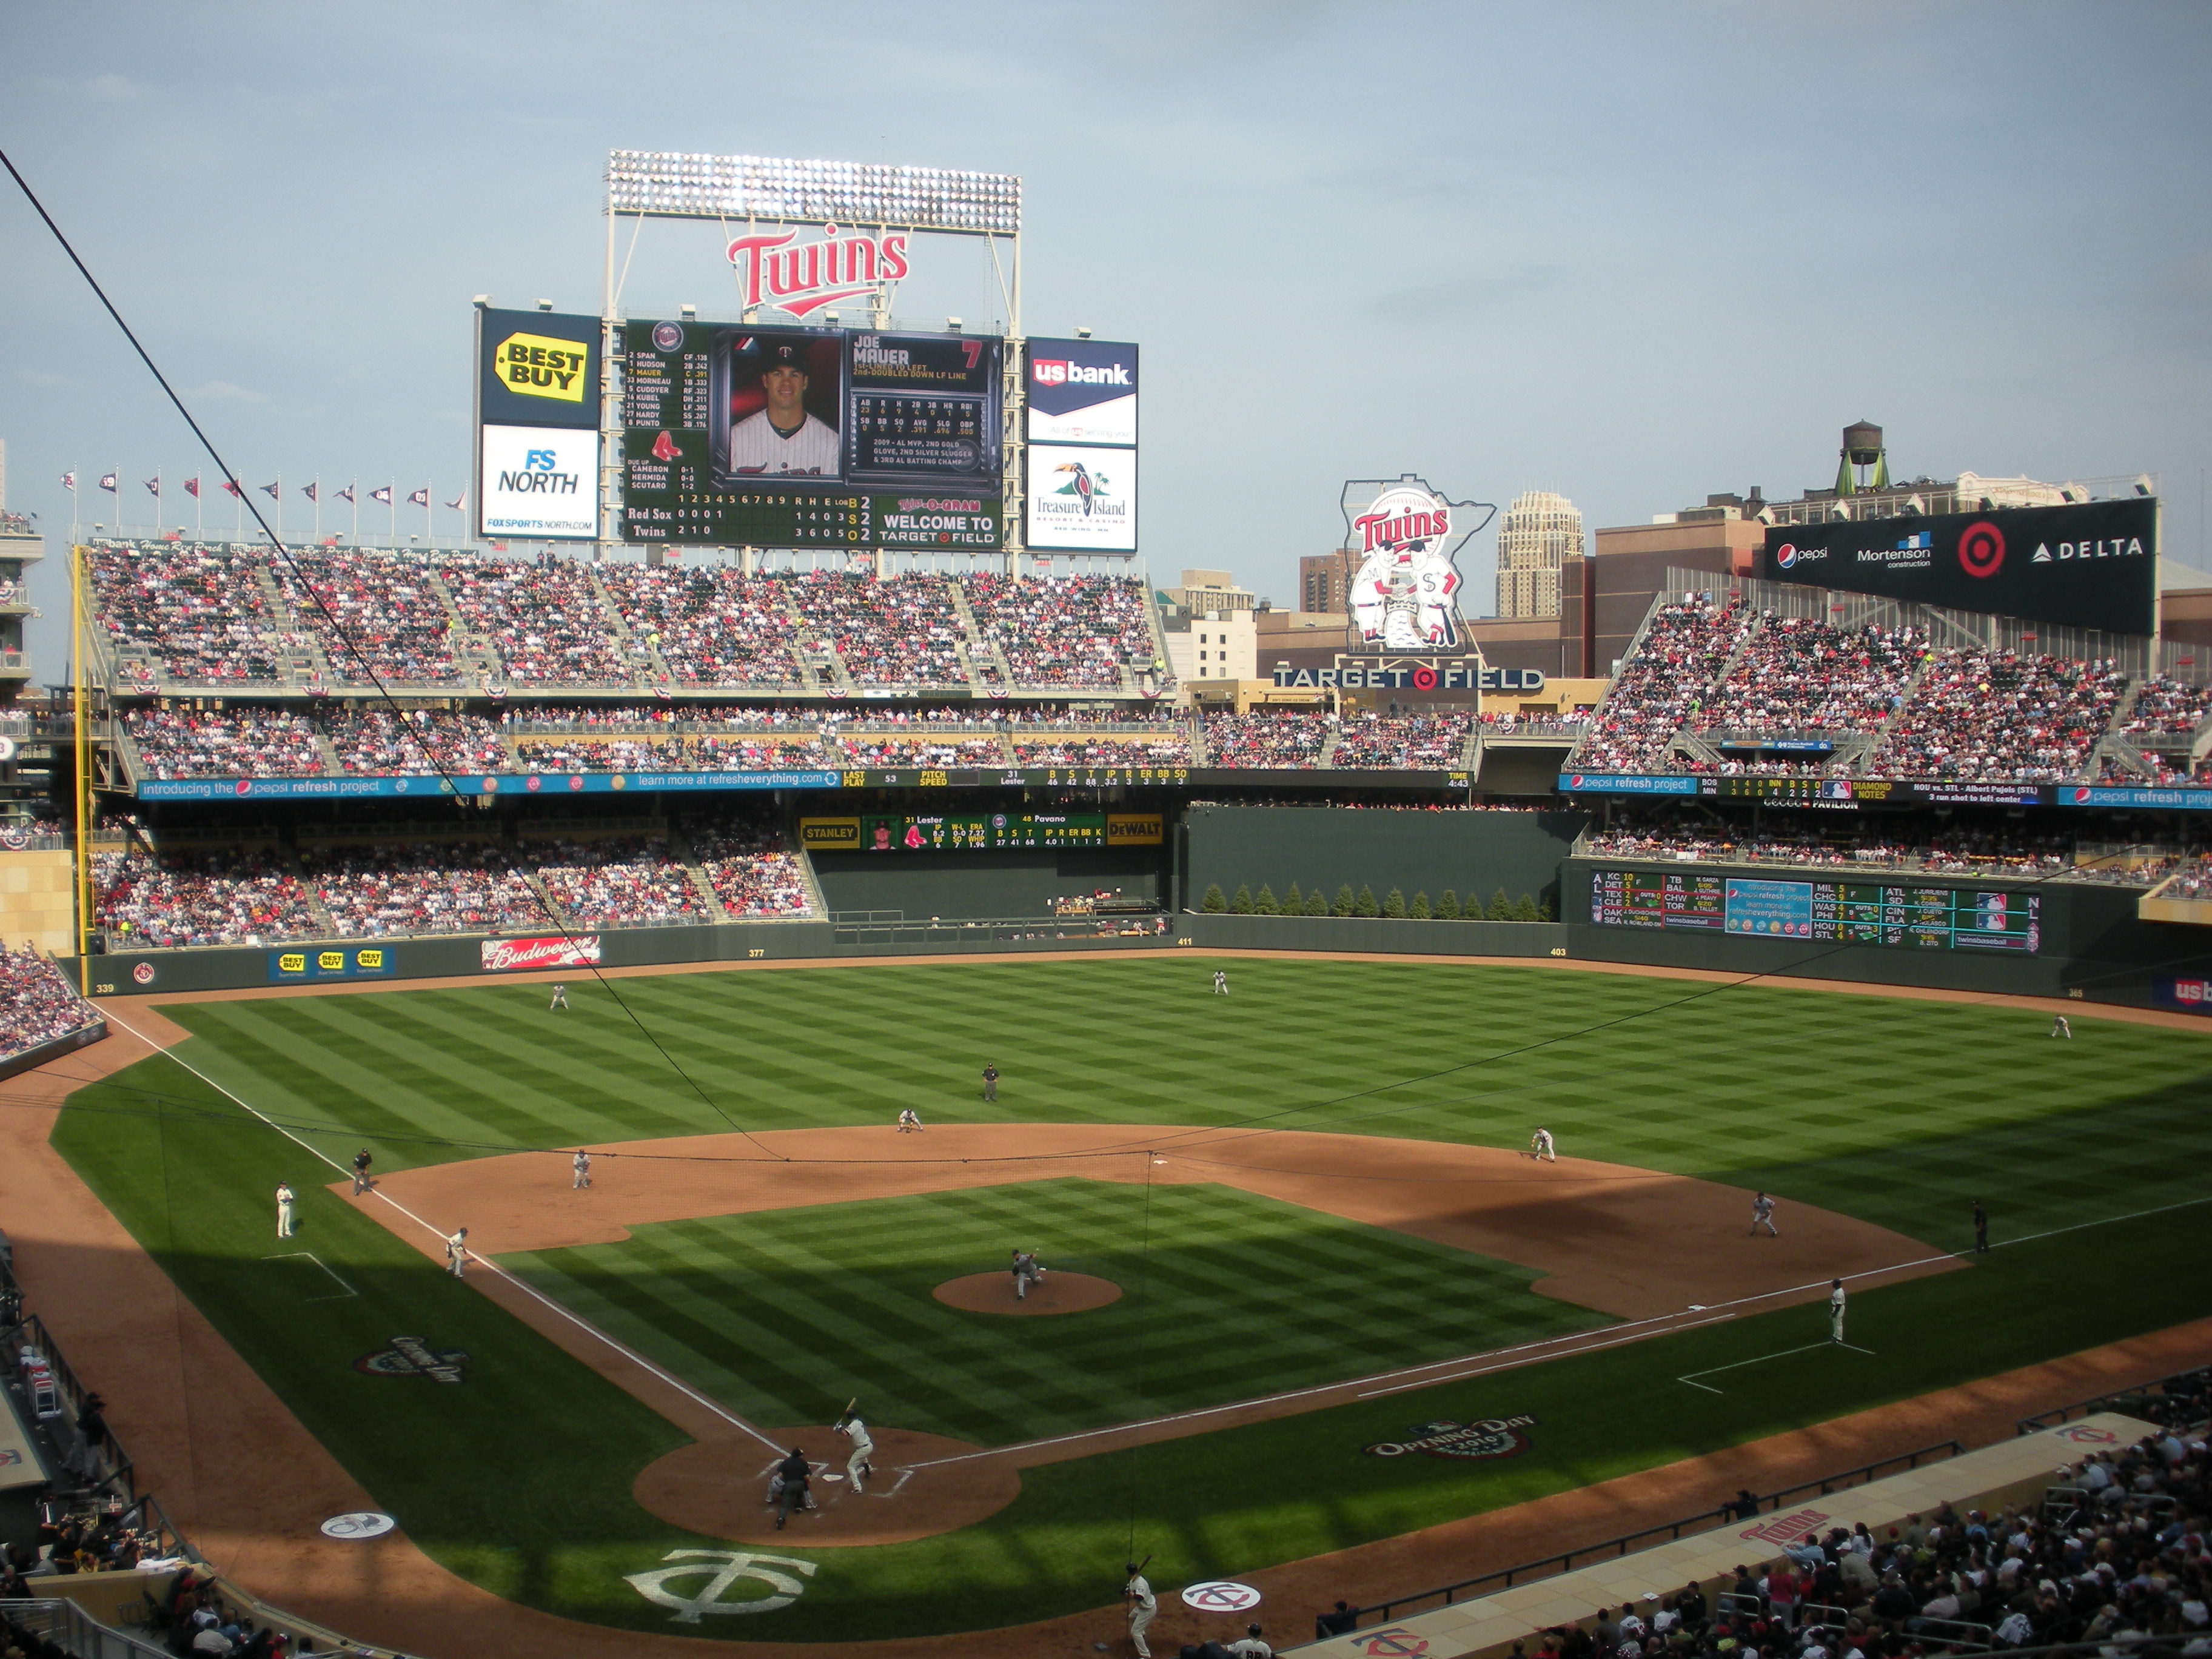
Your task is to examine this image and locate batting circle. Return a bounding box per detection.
[1958,520,2005,578]
[1181,1580,1262,1612]
[319,1511,396,1540]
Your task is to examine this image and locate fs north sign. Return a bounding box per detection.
[1341,475,1496,651]
[1761,498,2156,637]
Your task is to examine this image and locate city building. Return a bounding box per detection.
[1493,489,1582,619]
[1162,568,1256,615]
[1298,549,1357,615]
[1158,569,1258,688]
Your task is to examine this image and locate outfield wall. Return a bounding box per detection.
[1180,805,1589,914]
[1178,914,1567,956]
[810,846,1164,919]
[1561,858,2212,1008]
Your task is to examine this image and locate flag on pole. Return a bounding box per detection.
[445,491,466,511]
[370,486,393,505]
[223,480,244,498]
[98,474,118,494]
[144,477,161,497]
[261,481,281,500]
[184,477,200,498]
[407,488,429,508]
[301,482,318,502]
[337,485,355,504]
[61,472,76,491]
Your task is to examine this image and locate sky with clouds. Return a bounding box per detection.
[2,1,2208,671]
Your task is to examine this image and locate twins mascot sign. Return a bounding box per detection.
[1341,475,1494,651]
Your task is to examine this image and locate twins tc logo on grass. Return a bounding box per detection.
[355,1336,469,1384]
[1363,1413,1537,1460]
[625,1550,818,1621]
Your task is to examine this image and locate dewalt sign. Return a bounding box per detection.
[1106,814,1164,846]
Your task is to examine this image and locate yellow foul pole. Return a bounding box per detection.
[72,541,92,996]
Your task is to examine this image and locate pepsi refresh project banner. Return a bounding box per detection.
[620,318,1004,548]
[1760,499,2157,637]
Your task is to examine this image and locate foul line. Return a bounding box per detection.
[100,1010,785,1453]
[85,1010,2212,1475]
[1678,1341,1875,1395]
[261,1251,358,1303]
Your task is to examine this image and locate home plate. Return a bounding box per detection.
[1182,1581,1261,1612]
[820,1472,845,1481]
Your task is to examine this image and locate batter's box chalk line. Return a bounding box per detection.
[1677,1340,1874,1394]
[262,1251,359,1302]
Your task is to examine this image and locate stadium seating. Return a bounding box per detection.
[438,554,640,686]
[301,841,545,937]
[87,543,282,685]
[1200,709,1335,769]
[1330,712,1472,769]
[1570,595,1754,773]
[1010,736,1193,766]
[521,836,712,928]
[1690,617,1921,750]
[960,572,1156,688]
[598,566,809,688]
[323,708,508,774]
[0,946,99,1062]
[123,706,327,779]
[689,822,814,917]
[798,571,972,687]
[1871,651,2128,782]
[95,846,320,949]
[274,549,463,684]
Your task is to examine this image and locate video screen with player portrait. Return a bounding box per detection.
[712,327,846,485]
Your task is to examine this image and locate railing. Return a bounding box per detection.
[0,1598,176,1659]
[831,910,1168,945]
[2016,1366,2210,1436]
[1,1313,135,1502]
[1348,1440,1963,1629]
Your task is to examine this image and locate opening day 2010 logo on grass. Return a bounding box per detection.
[354,1336,469,1384]
[1363,1413,1537,1459]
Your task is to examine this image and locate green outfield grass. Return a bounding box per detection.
[501,1179,1609,1445]
[52,956,2212,1640]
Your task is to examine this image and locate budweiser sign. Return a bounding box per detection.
[1338,474,1494,652]
[481,935,602,973]
[726,225,910,318]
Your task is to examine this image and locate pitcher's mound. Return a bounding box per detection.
[933,1270,1122,1315]
[635,1425,1017,1546]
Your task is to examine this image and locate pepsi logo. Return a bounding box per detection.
[1568,775,1586,788]
[1776,543,1798,569]
[2072,787,2092,803]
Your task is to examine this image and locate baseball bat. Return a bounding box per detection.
[840,1396,857,1424]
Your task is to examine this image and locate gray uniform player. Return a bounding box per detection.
[1828,1277,1847,1342]
[1011,1248,1044,1300]
[549,982,568,1010]
[1750,1191,1779,1236]
[836,1412,876,1493]
[572,1149,592,1189]
[1530,1127,1555,1162]
[446,1227,469,1278]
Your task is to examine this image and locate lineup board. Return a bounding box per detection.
[862,812,1109,851]
[1590,870,2040,952]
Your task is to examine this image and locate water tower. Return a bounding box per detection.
[1833,420,1889,497]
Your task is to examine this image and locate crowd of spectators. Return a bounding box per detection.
[301,841,545,936]
[2122,674,2212,740]
[600,566,809,688]
[798,571,972,686]
[1011,736,1193,765]
[962,573,1157,687]
[0,944,99,1061]
[1572,596,1755,773]
[321,708,508,774]
[1692,617,1922,739]
[275,549,460,684]
[1516,1433,2212,1659]
[689,822,814,917]
[1872,651,2129,782]
[124,707,327,779]
[96,846,321,948]
[1330,712,1473,769]
[437,553,637,685]
[89,542,281,684]
[523,836,712,928]
[1201,709,1336,768]
[1581,811,2197,883]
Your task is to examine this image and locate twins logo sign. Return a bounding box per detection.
[1364,1413,1538,1460]
[1341,474,1495,651]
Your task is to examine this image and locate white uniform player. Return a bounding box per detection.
[1530,1127,1555,1162]
[1125,1564,1157,1658]
[728,340,839,476]
[446,1227,469,1278]
[1212,970,1228,995]
[1828,1278,1847,1342]
[897,1108,923,1133]
[836,1413,876,1493]
[275,1182,295,1238]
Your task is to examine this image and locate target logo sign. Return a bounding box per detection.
[1959,521,2006,578]
[1410,666,1438,691]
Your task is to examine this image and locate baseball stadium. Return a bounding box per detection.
[3,78,2212,1659]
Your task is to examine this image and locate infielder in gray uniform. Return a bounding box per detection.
[572,1149,592,1189]
[835,1412,876,1493]
[1011,1249,1045,1300]
[1828,1277,1847,1342]
[1750,1191,1779,1237]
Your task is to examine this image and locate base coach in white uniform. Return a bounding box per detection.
[728,339,839,477]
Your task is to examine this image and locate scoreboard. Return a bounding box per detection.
[1590,870,2040,952]
[863,811,1108,851]
[620,318,1004,549]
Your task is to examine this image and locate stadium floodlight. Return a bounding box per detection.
[606,151,1021,236]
